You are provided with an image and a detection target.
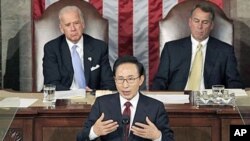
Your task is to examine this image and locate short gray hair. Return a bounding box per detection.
[58,6,84,23]
[190,2,215,21]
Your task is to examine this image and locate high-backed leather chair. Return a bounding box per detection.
[34,0,108,91]
[159,0,233,53]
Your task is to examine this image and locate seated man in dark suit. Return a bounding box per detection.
[43,6,115,91]
[152,2,244,91]
[77,55,174,141]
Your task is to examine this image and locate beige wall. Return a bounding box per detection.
[1,0,32,91]
[230,0,250,87]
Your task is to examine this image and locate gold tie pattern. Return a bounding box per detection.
[187,43,203,91]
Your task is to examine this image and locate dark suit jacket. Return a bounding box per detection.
[77,93,174,141]
[152,36,244,90]
[43,34,116,91]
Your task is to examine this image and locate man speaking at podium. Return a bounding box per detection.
[77,56,174,141]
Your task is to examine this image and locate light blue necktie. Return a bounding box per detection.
[71,45,86,88]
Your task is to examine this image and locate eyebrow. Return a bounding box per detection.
[116,75,136,78]
[193,17,211,22]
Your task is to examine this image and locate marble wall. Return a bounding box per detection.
[230,0,250,88]
[0,0,32,91]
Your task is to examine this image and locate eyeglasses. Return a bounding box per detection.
[115,76,140,84]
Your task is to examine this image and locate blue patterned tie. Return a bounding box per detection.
[71,45,86,88]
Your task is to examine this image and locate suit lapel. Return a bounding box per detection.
[109,93,122,120]
[130,94,148,141]
[60,39,74,75]
[182,38,192,86]
[109,94,123,141]
[204,38,219,87]
[132,94,148,124]
[83,35,94,85]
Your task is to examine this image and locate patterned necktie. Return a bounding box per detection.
[71,45,86,88]
[187,43,203,91]
[122,102,132,141]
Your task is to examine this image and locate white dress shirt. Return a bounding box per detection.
[66,36,84,90]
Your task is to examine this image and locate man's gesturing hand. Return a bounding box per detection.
[131,117,161,140]
[93,113,119,136]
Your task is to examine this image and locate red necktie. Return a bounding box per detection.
[123,102,131,141]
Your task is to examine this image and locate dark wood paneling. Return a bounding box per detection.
[3,104,246,141]
[4,118,33,141]
[35,117,86,141]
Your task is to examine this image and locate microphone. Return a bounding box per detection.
[122,115,130,141]
[122,115,130,125]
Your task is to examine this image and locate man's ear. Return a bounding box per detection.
[59,24,64,34]
[210,21,214,30]
[139,75,145,86]
[188,17,192,29]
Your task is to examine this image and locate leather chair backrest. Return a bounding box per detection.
[34,0,108,91]
[159,0,233,53]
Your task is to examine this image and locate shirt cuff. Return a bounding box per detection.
[153,132,162,141]
[89,126,99,140]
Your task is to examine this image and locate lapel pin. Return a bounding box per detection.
[88,57,92,61]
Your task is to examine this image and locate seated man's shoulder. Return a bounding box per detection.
[210,36,232,47]
[45,34,65,47]
[209,36,233,51]
[165,36,190,46]
[84,34,106,46]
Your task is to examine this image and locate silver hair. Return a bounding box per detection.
[58,6,84,23]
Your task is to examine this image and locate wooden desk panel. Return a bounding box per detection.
[3,105,243,141]
[3,118,33,141]
[34,105,91,141]
[171,118,220,141]
[35,117,85,141]
[167,105,220,141]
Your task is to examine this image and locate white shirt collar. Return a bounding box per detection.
[66,36,84,50]
[190,35,209,47]
[119,92,140,109]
